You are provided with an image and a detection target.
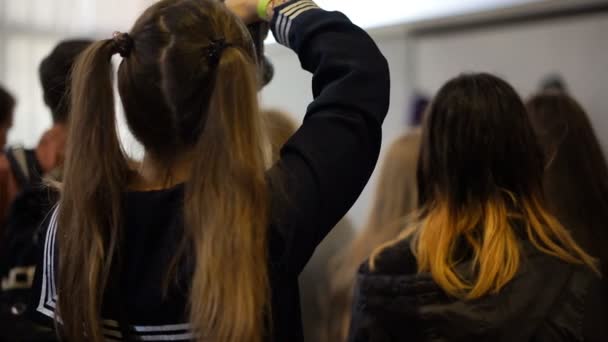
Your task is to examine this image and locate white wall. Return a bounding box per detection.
[261,11,608,230]
[414,11,608,151]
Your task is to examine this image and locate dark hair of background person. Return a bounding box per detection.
[372,73,597,300]
[39,40,94,124]
[57,1,269,341]
[527,92,608,276]
[0,85,15,149]
[262,108,356,342]
[325,132,421,341]
[540,74,568,93]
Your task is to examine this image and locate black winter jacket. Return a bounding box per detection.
[348,239,608,342]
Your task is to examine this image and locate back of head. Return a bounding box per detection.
[527,92,608,270]
[263,109,297,163]
[540,74,568,93]
[418,73,545,208]
[374,73,597,300]
[58,1,269,341]
[39,40,93,124]
[328,132,421,341]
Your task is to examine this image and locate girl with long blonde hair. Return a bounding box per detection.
[348,73,606,342]
[30,0,390,341]
[326,131,421,342]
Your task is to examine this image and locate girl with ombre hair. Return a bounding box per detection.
[349,73,607,342]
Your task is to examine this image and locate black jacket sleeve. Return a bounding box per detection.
[267,0,390,275]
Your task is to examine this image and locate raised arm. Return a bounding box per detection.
[257,1,391,274]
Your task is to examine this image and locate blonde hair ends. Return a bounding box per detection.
[372,195,599,300]
[57,1,271,341]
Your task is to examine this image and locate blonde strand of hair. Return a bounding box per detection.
[185,46,270,342]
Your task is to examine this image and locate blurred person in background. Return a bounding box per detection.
[36,40,94,176]
[0,39,91,342]
[30,0,389,341]
[349,73,607,342]
[540,73,568,93]
[326,131,421,342]
[323,94,427,342]
[0,40,92,222]
[0,85,15,151]
[300,216,355,342]
[260,109,358,342]
[527,92,608,286]
[264,109,298,161]
[263,107,349,342]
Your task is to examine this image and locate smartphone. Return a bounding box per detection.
[247,22,274,87]
[219,0,274,87]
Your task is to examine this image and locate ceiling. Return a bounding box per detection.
[316,0,540,29]
[2,0,549,36]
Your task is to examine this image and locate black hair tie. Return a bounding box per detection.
[207,38,232,67]
[112,31,134,58]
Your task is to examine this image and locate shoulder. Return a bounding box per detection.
[355,238,438,301]
[582,274,608,341]
[516,244,605,339]
[360,238,417,276]
[533,263,605,340]
[349,239,441,342]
